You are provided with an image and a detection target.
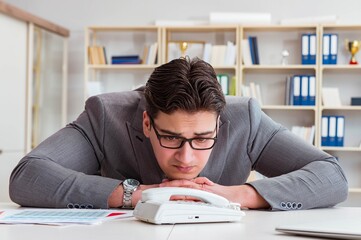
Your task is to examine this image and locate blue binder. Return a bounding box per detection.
[322,34,330,64]
[336,116,345,147]
[301,34,309,64]
[330,34,338,65]
[301,75,308,105]
[309,34,317,64]
[308,76,316,106]
[328,116,337,146]
[248,36,259,65]
[321,116,329,146]
[292,75,301,105]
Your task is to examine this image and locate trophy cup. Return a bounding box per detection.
[281,50,289,65]
[179,41,188,57]
[345,40,361,64]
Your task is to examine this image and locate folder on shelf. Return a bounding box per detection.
[225,41,236,66]
[321,116,329,146]
[241,39,252,66]
[322,88,342,107]
[330,34,338,64]
[147,42,158,64]
[228,76,236,96]
[336,116,345,147]
[293,75,301,105]
[211,45,227,66]
[248,36,259,65]
[217,74,229,95]
[309,34,317,64]
[301,75,309,105]
[202,43,212,63]
[285,76,294,105]
[328,116,337,146]
[253,37,260,64]
[322,34,330,64]
[301,34,309,64]
[308,75,316,106]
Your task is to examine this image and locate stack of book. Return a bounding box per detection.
[241,37,259,65]
[291,125,315,145]
[209,41,237,66]
[321,115,345,147]
[167,41,236,66]
[285,75,316,106]
[92,42,158,65]
[111,55,141,64]
[240,82,262,105]
[88,46,107,65]
[216,74,236,96]
[142,42,158,64]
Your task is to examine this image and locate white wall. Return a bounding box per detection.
[7,0,361,121]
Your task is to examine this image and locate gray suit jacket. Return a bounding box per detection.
[9,89,348,210]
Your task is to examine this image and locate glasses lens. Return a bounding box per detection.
[159,136,183,148]
[190,138,215,149]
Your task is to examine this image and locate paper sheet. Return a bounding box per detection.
[0,208,133,226]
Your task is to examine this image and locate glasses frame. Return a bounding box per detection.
[149,116,218,150]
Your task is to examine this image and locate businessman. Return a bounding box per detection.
[9,57,348,210]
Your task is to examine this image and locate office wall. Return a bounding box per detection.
[7,0,361,120]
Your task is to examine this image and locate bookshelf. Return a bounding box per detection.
[319,25,361,205]
[240,25,319,144]
[84,24,361,204]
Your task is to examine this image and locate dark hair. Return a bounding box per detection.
[144,57,226,118]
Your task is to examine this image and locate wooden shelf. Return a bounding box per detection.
[242,65,317,70]
[321,106,361,111]
[321,147,361,152]
[349,188,361,193]
[87,64,158,70]
[88,26,159,32]
[321,65,361,70]
[242,25,317,31]
[262,105,316,110]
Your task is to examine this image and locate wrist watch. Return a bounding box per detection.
[122,179,140,208]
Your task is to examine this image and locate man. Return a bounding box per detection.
[9,58,348,210]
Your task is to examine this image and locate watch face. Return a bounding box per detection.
[124,179,140,188]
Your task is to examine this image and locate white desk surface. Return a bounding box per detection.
[0,202,359,240]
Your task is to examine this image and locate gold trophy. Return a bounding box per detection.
[179,41,188,57]
[345,39,361,64]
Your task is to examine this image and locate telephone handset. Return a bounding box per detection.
[133,187,245,224]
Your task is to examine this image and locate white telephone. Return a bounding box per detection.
[133,187,245,224]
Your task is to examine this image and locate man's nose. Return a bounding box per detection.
[176,141,194,163]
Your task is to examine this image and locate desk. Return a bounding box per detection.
[0,203,359,240]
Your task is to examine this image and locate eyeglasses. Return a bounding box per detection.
[149,116,218,150]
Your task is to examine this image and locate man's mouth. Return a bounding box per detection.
[174,165,194,173]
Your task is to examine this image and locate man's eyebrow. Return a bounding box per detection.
[158,128,182,136]
[158,128,214,136]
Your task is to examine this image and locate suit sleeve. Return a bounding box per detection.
[9,96,121,208]
[245,99,348,210]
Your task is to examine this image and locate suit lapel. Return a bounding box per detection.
[126,97,164,184]
[199,119,229,183]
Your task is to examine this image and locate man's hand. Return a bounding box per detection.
[108,183,159,208]
[108,177,270,209]
[159,177,270,209]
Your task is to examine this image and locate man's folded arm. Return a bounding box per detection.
[9,125,121,209]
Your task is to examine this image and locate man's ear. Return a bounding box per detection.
[143,111,151,137]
